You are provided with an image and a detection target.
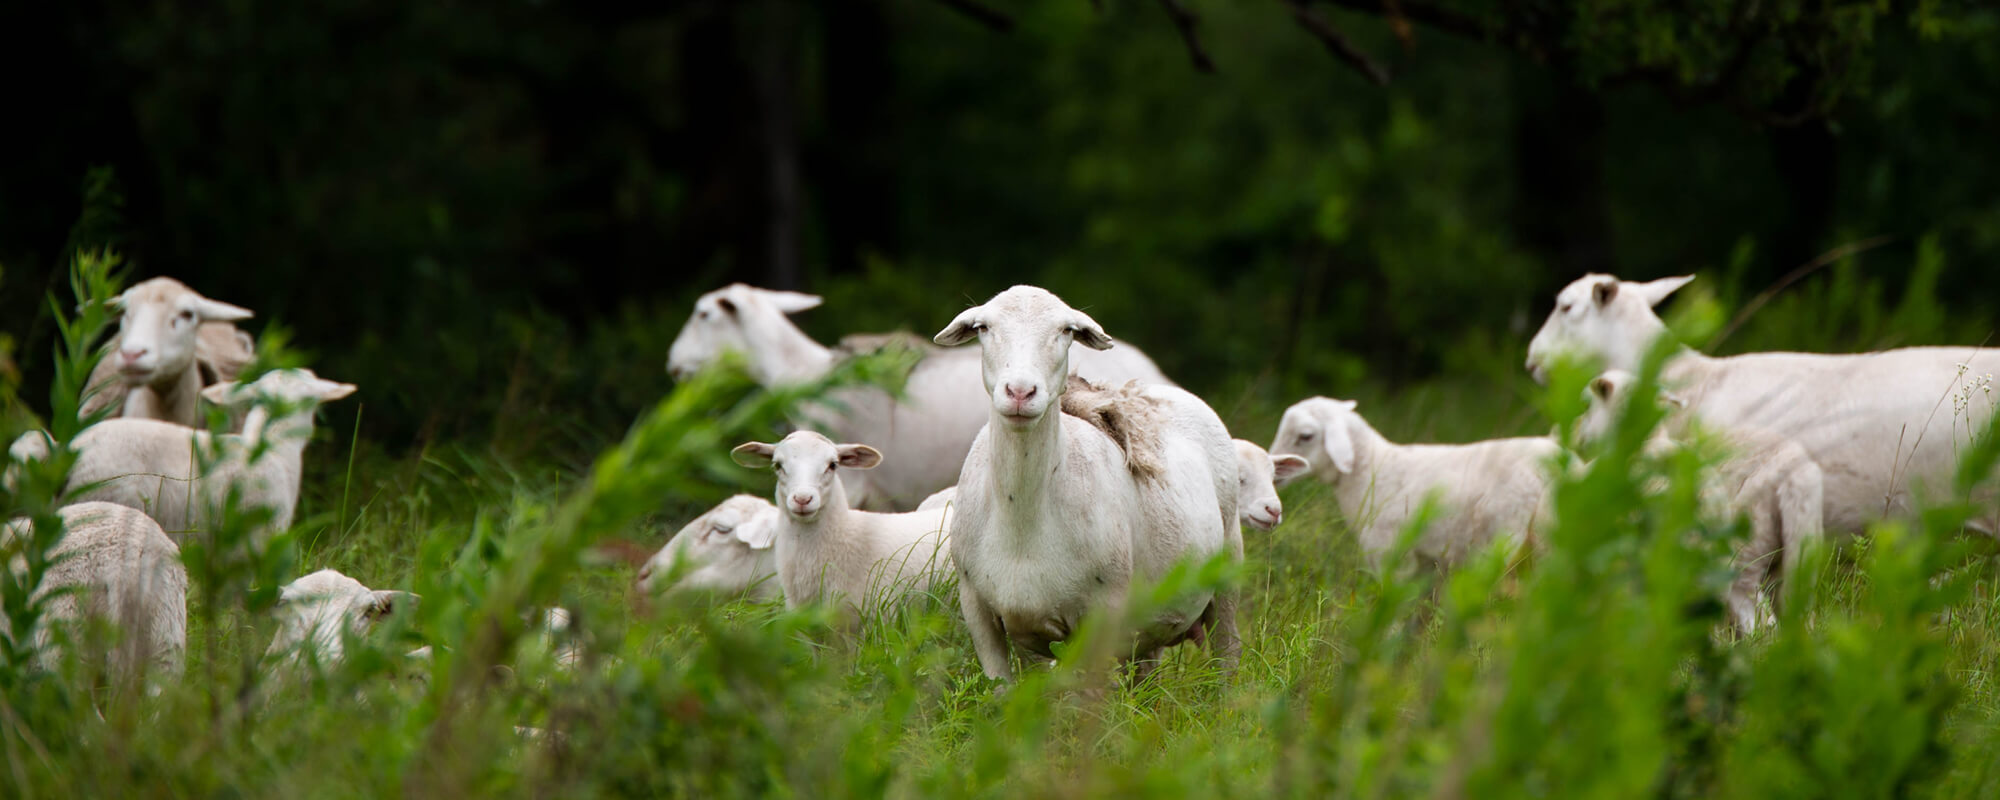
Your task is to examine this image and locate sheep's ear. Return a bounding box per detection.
[731,442,777,468]
[836,444,883,470]
[1320,415,1356,475]
[192,296,255,322]
[1592,279,1620,307]
[1271,454,1311,483]
[1631,275,1694,307]
[933,308,984,346]
[233,329,256,354]
[1589,375,1617,402]
[366,590,417,621]
[733,521,778,550]
[103,291,128,312]
[200,381,242,406]
[1660,390,1688,410]
[1066,311,1114,351]
[759,289,823,315]
[313,379,357,401]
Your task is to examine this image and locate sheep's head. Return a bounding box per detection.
[638,494,779,595]
[201,368,356,409]
[667,284,823,382]
[1234,439,1308,531]
[1575,369,1684,454]
[108,277,253,388]
[1525,273,1692,384]
[267,569,416,667]
[933,285,1113,428]
[732,431,880,522]
[1270,397,1361,484]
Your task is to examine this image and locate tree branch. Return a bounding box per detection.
[1157,0,1217,73]
[1316,0,1500,44]
[929,0,1014,32]
[1286,1,1390,85]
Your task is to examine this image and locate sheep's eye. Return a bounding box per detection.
[1298,432,1315,442]
[1559,303,1575,314]
[698,309,711,320]
[176,310,196,323]
[825,461,837,473]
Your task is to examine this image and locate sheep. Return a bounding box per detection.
[666,283,1175,510]
[933,286,1240,682]
[1233,439,1309,532]
[14,368,356,542]
[79,277,256,428]
[1524,273,2000,535]
[1269,397,1560,571]
[635,494,782,601]
[1,502,187,680]
[729,431,954,622]
[266,568,417,670]
[1577,370,1824,634]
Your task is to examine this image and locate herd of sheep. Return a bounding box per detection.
[5,272,1998,691]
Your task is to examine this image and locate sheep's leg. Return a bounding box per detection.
[1774,465,1825,615]
[1727,503,1782,637]
[958,582,1013,682]
[1126,648,1163,687]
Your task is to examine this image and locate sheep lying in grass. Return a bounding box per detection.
[1233,439,1308,532]
[635,494,782,601]
[666,284,1175,510]
[1525,272,2000,534]
[731,431,953,623]
[80,277,256,428]
[266,568,417,670]
[14,369,356,542]
[934,286,1240,681]
[1270,397,1560,571]
[2,502,187,680]
[1578,370,1825,634]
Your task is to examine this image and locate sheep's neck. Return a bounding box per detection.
[745,313,834,387]
[1329,418,1390,520]
[127,367,204,425]
[985,409,1065,545]
[775,504,846,606]
[237,407,311,488]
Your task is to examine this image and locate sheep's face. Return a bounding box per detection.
[202,368,356,410]
[667,284,824,382]
[1525,274,1692,384]
[639,495,779,595]
[1271,397,1358,485]
[933,286,1113,428]
[733,432,881,522]
[109,277,253,387]
[1574,369,1684,454]
[268,569,414,667]
[1234,439,1308,531]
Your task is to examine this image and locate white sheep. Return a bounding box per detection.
[266,568,415,670]
[2,502,187,679]
[666,283,1175,510]
[79,277,256,428]
[730,431,954,622]
[933,286,1240,681]
[1234,439,1309,532]
[1269,397,1560,571]
[15,369,356,541]
[1525,273,2000,534]
[1577,370,1825,634]
[635,494,782,601]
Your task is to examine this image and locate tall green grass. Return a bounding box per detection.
[4,250,2000,799]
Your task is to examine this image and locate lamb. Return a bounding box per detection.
[666,283,1176,510]
[14,368,356,541]
[635,494,782,601]
[1233,439,1309,532]
[79,277,257,428]
[266,568,417,670]
[729,431,954,621]
[1576,370,1824,634]
[1269,397,1560,571]
[2,502,187,679]
[933,286,1240,681]
[1524,273,2000,534]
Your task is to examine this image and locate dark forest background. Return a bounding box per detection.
[1,0,1994,454]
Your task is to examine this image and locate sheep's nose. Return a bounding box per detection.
[120,347,148,365]
[1262,501,1283,520]
[636,565,653,583]
[667,364,690,381]
[789,493,813,510]
[1003,383,1038,406]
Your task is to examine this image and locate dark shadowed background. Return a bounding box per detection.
[1,0,1994,455]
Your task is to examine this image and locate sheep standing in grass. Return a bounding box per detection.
[730,432,953,622]
[635,494,782,601]
[1233,439,1309,532]
[79,277,256,427]
[1270,397,1559,571]
[14,369,356,542]
[666,284,1175,510]
[1525,273,2000,534]
[2,502,187,679]
[1577,370,1825,634]
[934,286,1240,681]
[266,568,415,670]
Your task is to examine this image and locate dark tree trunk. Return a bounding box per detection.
[755,0,804,289]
